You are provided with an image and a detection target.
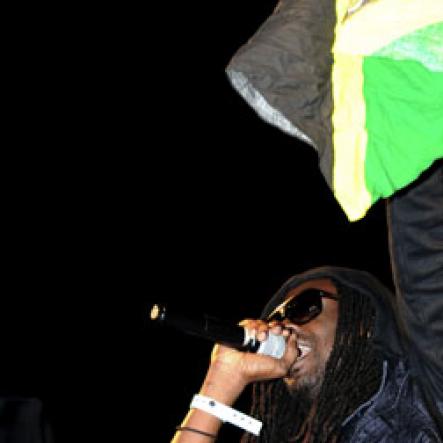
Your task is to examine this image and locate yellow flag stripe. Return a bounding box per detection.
[331,52,372,221]
[334,0,443,56]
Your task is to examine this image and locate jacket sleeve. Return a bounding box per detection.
[386,161,443,415]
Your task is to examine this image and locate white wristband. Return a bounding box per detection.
[190,394,262,436]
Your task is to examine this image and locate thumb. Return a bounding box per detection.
[281,330,299,369]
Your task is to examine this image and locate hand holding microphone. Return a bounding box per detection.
[148,303,299,387]
[207,319,299,389]
[152,303,300,440]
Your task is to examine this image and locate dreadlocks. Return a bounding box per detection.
[241,282,383,443]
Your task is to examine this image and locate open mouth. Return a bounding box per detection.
[285,344,312,379]
[296,344,312,361]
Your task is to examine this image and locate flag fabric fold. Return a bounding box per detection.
[226,0,443,221]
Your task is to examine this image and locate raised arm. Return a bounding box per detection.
[386,161,443,420]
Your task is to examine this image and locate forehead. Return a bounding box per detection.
[285,278,337,300]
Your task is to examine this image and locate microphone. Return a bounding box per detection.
[149,303,285,359]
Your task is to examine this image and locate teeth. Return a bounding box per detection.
[297,344,312,360]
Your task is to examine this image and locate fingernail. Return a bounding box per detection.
[258,331,267,341]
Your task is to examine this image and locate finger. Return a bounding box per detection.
[282,330,299,364]
[239,319,270,330]
[281,327,291,337]
[238,319,262,340]
[269,323,283,335]
[238,318,256,328]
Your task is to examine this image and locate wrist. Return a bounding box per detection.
[200,371,246,406]
[190,394,262,436]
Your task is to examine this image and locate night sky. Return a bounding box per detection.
[3,2,394,442]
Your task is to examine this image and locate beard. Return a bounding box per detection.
[266,383,315,443]
[284,345,328,401]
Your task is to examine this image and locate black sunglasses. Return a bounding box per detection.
[266,288,339,325]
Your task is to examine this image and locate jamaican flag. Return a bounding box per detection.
[226,0,443,221]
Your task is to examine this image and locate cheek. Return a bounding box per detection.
[317,320,338,361]
[322,335,335,362]
[322,303,339,356]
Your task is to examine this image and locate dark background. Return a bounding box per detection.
[3,2,393,442]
